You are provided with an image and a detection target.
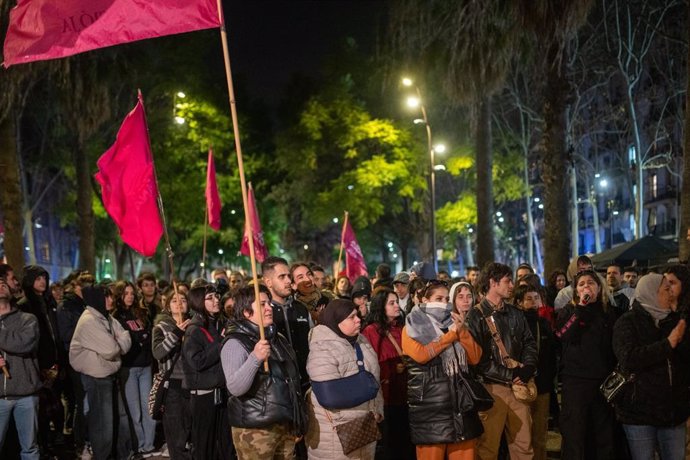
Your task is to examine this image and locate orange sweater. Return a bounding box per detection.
[402,325,482,365]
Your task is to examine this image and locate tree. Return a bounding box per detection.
[681,2,690,262]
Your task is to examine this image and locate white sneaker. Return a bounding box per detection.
[80,445,93,460]
[160,443,170,458]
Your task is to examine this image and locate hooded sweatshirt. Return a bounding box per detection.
[0,307,41,398]
[69,287,131,378]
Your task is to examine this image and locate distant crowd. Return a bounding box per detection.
[0,256,689,460]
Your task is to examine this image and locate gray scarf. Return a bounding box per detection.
[633,273,670,326]
[405,302,467,376]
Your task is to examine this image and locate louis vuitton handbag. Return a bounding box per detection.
[325,410,381,455]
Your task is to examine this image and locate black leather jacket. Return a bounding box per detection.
[224,320,307,435]
[271,297,311,387]
[467,299,538,385]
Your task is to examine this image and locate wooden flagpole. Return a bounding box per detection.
[335,211,349,280]
[215,0,267,371]
[201,206,208,278]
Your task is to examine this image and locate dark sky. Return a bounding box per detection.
[225,0,389,104]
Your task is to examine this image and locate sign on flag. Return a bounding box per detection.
[3,0,221,67]
[205,148,222,231]
[94,93,163,257]
[240,184,269,263]
[343,220,368,282]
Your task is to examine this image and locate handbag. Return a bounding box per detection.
[311,343,379,410]
[600,367,634,405]
[457,371,494,412]
[475,305,538,403]
[325,410,381,455]
[148,325,181,420]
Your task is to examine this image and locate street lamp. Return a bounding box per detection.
[402,76,440,271]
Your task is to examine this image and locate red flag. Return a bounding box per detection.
[3,0,221,67]
[205,148,221,231]
[343,220,368,282]
[240,184,269,263]
[94,93,163,257]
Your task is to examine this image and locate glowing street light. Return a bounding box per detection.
[174,116,186,125]
[177,91,186,98]
[406,96,420,108]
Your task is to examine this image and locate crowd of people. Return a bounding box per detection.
[0,255,689,460]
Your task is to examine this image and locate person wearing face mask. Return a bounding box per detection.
[513,285,557,460]
[612,273,690,460]
[153,288,192,460]
[555,270,617,460]
[181,285,233,460]
[404,280,483,460]
[306,299,383,460]
[221,286,307,460]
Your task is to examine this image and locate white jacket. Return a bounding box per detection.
[306,325,383,460]
[69,307,131,378]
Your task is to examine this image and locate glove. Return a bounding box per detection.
[513,365,535,382]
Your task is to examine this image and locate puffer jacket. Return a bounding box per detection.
[466,300,538,385]
[306,325,383,460]
[0,308,41,397]
[612,303,690,426]
[69,307,132,378]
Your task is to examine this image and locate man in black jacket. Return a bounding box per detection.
[467,262,538,460]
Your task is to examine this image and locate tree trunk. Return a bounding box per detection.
[541,47,571,277]
[681,2,690,262]
[0,117,25,268]
[475,96,495,267]
[74,142,95,273]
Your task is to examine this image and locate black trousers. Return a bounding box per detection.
[377,404,415,460]
[189,390,234,460]
[560,375,614,460]
[162,379,192,460]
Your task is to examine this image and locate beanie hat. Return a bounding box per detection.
[351,276,372,299]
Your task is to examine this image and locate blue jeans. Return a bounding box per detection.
[0,395,39,460]
[623,423,686,460]
[82,374,115,460]
[122,366,156,452]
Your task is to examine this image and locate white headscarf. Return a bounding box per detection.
[633,273,669,325]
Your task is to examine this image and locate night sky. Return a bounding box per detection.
[225,0,389,104]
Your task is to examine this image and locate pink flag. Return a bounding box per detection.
[240,184,269,263]
[94,93,163,257]
[343,220,368,282]
[205,148,221,231]
[3,0,221,67]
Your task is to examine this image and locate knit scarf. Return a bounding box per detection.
[405,302,467,376]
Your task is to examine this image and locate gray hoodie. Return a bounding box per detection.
[0,307,41,398]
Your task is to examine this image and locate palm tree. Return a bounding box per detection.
[389,0,518,267]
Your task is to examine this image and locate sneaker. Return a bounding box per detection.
[141,449,162,458]
[159,444,170,458]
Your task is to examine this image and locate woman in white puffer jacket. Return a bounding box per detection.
[306,299,384,460]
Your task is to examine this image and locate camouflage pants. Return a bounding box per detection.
[231,423,295,460]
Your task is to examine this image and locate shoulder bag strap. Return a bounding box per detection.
[354,342,366,371]
[474,304,514,367]
[385,332,404,357]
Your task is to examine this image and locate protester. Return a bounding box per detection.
[546,269,567,314]
[306,299,383,459]
[555,270,616,459]
[623,268,639,289]
[69,286,132,460]
[137,272,161,324]
[0,276,41,459]
[181,285,232,460]
[112,281,158,458]
[335,276,351,299]
[513,285,557,460]
[153,288,192,460]
[222,286,307,460]
[606,264,635,316]
[449,281,474,322]
[361,288,414,460]
[17,265,64,452]
[263,256,312,388]
[612,273,690,460]
[310,266,326,290]
[554,255,595,310]
[351,276,372,319]
[404,280,484,460]
[392,272,411,314]
[0,264,22,301]
[465,266,480,289]
[664,265,690,313]
[515,263,534,283]
[467,263,538,460]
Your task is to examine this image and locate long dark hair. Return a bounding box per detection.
[366,287,403,335]
[113,280,147,324]
[666,264,690,314]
